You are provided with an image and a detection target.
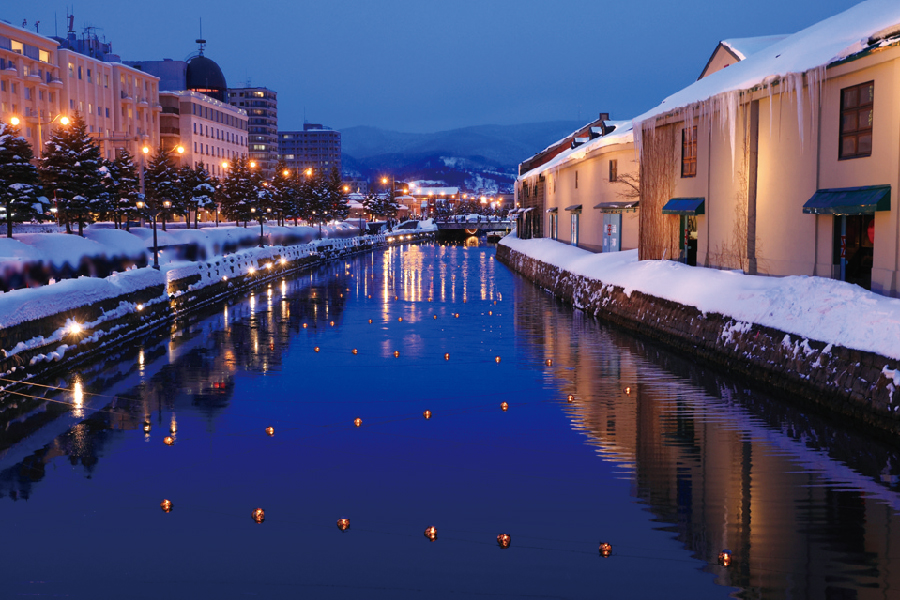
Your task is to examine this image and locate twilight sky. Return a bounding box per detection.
[8,0,859,133]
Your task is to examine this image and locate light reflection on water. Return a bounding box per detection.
[0,242,897,599]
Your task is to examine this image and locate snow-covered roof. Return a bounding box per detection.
[518,121,634,182]
[720,35,790,61]
[634,0,900,129]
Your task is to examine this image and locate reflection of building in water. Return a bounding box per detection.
[0,271,337,500]
[512,280,900,599]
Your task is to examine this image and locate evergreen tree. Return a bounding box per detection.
[219,156,255,226]
[144,146,179,231]
[191,161,217,227]
[326,167,349,222]
[176,164,198,227]
[39,112,104,236]
[0,121,44,238]
[363,184,398,221]
[112,149,141,230]
[96,158,117,225]
[270,160,293,226]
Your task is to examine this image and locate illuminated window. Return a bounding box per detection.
[10,40,23,54]
[39,49,50,63]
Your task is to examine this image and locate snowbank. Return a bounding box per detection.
[0,268,164,329]
[501,236,900,359]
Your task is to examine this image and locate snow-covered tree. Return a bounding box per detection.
[0,121,44,238]
[326,167,349,222]
[112,149,141,230]
[270,160,293,226]
[363,186,398,220]
[191,161,217,227]
[219,156,256,226]
[39,112,104,236]
[144,146,179,231]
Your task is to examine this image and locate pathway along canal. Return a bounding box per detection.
[0,241,898,599]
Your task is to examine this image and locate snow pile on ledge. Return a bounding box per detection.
[501,236,900,360]
[0,268,164,329]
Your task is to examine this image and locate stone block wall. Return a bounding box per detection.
[497,244,900,435]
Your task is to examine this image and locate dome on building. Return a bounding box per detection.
[186,55,226,102]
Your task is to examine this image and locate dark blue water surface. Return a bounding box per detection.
[2,243,899,599]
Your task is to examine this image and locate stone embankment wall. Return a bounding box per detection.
[497,244,900,435]
[0,233,432,391]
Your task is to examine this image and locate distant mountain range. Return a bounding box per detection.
[340,121,585,193]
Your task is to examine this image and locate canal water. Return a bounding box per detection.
[1,242,899,599]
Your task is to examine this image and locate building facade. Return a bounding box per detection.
[278,123,341,176]
[0,21,64,156]
[159,90,248,179]
[228,87,277,179]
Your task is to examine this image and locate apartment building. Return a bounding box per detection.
[228,87,277,179]
[278,123,342,176]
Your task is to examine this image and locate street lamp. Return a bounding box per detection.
[13,113,70,159]
[136,198,165,270]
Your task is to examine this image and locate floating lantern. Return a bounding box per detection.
[495,356,501,363]
[444,353,450,360]
[398,317,403,322]
[433,315,437,320]
[252,508,265,524]
[368,319,373,324]
[265,426,275,436]
[163,436,175,446]
[160,499,173,513]
[454,313,459,318]
[423,410,432,420]
[354,417,362,427]
[303,323,308,328]
[500,402,509,412]
[330,321,335,326]
[488,310,492,316]
[340,293,343,298]
[424,526,437,541]
[428,298,433,302]
[624,387,631,395]
[567,394,575,403]
[368,294,372,299]
[599,542,612,558]
[143,421,151,433]
[393,350,400,358]
[314,347,320,352]
[352,349,358,355]
[497,533,511,549]
[337,518,350,531]
[545,359,552,366]
[718,549,732,566]
[394,295,398,301]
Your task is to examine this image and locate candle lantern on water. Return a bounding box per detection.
[337,518,350,531]
[500,402,509,412]
[718,549,732,566]
[252,508,265,523]
[488,311,493,316]
[394,350,400,358]
[398,317,403,322]
[394,296,398,301]
[143,422,151,433]
[423,410,432,420]
[495,356,501,363]
[599,542,612,558]
[624,386,631,395]
[444,353,450,360]
[303,323,308,328]
[433,315,437,320]
[265,426,275,436]
[354,417,362,427]
[315,347,320,352]
[163,436,175,446]
[330,321,335,327]
[545,359,552,366]
[567,394,575,403]
[160,499,173,513]
[497,533,511,549]
[352,349,358,355]
[424,526,437,541]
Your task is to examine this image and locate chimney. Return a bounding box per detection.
[598,112,609,122]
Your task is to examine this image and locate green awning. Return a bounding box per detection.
[662,198,705,215]
[802,185,891,215]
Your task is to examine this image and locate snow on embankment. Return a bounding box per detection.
[501,236,900,360]
[0,268,163,330]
